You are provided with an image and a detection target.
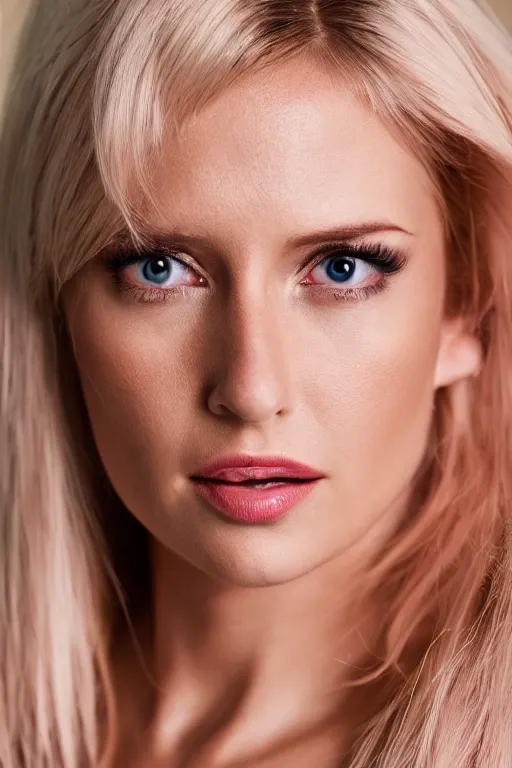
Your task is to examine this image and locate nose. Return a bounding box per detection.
[206,288,294,423]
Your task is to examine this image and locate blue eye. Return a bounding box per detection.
[140,257,172,284]
[324,255,357,282]
[131,254,192,287]
[309,253,375,286]
[101,247,206,299]
[102,240,405,304]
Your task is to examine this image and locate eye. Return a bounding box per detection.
[126,253,199,288]
[299,243,407,302]
[305,252,380,288]
[305,249,387,288]
[102,240,406,305]
[101,248,207,301]
[303,243,404,290]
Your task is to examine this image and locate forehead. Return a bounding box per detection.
[146,58,440,242]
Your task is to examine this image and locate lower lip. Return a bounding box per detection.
[190,478,320,524]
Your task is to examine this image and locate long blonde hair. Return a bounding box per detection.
[1,0,512,765]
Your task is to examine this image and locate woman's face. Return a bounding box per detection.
[61,57,479,586]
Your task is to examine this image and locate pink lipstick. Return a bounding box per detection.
[190,454,325,524]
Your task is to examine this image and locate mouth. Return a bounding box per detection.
[191,476,317,489]
[189,454,325,524]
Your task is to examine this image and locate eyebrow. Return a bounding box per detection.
[108,220,414,251]
[284,221,414,248]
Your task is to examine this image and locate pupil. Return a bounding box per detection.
[326,256,355,282]
[143,257,170,284]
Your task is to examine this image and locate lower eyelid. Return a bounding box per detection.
[332,284,383,301]
[108,253,394,303]
[118,283,192,302]
[306,279,388,303]
[126,260,202,287]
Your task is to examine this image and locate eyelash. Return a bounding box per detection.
[101,241,407,305]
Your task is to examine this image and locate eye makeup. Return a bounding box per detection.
[301,240,407,303]
[100,238,408,305]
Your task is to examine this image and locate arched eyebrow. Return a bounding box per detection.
[106,220,414,252]
[284,222,414,248]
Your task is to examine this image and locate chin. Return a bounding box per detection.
[202,557,321,588]
[170,525,338,588]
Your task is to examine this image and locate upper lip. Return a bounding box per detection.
[190,454,326,482]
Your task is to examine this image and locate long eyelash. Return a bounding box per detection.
[301,241,407,304]
[101,247,198,301]
[102,241,406,275]
[100,240,407,304]
[307,240,406,275]
[101,247,186,273]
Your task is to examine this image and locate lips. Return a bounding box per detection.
[189,454,325,524]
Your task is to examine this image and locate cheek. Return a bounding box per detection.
[66,302,201,511]
[303,294,442,515]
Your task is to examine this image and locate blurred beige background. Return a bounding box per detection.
[0,0,511,105]
[493,0,512,26]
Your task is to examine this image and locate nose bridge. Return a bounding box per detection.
[207,278,293,422]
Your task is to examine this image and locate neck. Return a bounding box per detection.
[121,541,382,763]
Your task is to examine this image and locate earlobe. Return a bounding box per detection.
[434,321,482,390]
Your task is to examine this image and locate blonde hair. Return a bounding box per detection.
[1,0,512,765]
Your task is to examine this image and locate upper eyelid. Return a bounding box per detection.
[106,247,203,275]
[104,239,393,273]
[102,243,405,305]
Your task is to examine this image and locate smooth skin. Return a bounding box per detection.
[61,55,481,766]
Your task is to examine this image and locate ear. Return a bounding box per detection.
[434,317,482,390]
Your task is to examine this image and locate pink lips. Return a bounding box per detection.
[190,454,325,524]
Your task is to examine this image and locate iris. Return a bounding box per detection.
[325,256,356,282]
[142,258,171,284]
